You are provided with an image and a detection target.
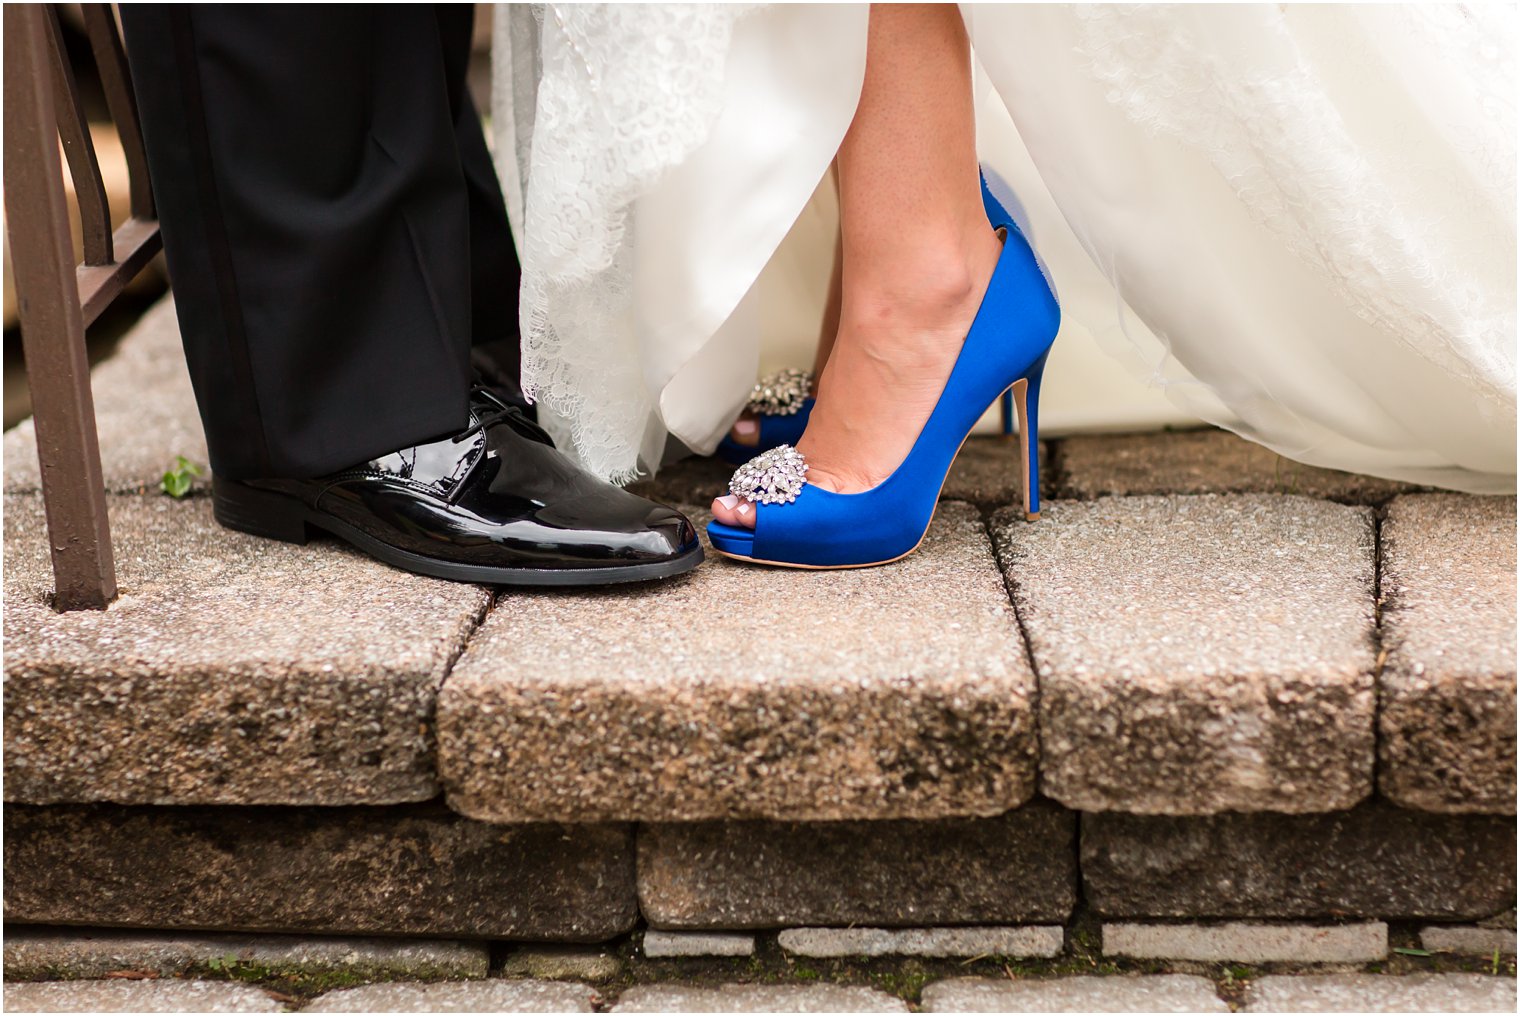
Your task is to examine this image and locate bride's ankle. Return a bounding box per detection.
[842,230,1001,333]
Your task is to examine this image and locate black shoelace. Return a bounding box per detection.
[451,385,554,447]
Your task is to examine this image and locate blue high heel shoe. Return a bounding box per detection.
[981,172,1020,437]
[715,369,815,465]
[716,171,1018,465]
[708,219,1059,569]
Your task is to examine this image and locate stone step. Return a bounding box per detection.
[438,503,1037,823]
[5,489,1513,821]
[3,292,1514,824]
[11,799,1506,942]
[637,803,1075,929]
[1379,493,1517,813]
[3,495,489,807]
[995,493,1379,815]
[3,803,635,941]
[1080,802,1516,920]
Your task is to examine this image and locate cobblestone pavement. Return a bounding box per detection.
[3,927,1514,1013]
[3,970,1514,1013]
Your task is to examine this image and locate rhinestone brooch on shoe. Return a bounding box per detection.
[747,368,812,417]
[729,445,808,505]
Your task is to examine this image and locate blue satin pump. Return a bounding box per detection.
[716,170,1018,465]
[981,172,1020,437]
[707,215,1059,569]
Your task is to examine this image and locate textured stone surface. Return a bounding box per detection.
[4,803,636,941]
[642,932,755,958]
[627,438,1048,510]
[306,980,599,1012]
[1103,922,1387,963]
[1081,803,1517,919]
[996,495,1377,814]
[4,296,209,496]
[1243,974,1515,1013]
[777,926,1063,959]
[1420,926,1518,956]
[921,975,1228,1013]
[2,927,487,981]
[500,948,625,981]
[1,979,282,1012]
[610,984,909,1013]
[638,801,1075,928]
[1057,428,1417,504]
[1379,494,1517,813]
[3,495,489,806]
[441,503,1036,822]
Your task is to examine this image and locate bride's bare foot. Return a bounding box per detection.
[712,229,1001,529]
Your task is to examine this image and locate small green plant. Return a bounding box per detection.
[1392,947,1432,958]
[161,455,202,498]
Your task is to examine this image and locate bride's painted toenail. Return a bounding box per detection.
[737,502,751,515]
[734,419,758,437]
[717,495,739,509]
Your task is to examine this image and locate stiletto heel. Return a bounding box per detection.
[1012,350,1049,521]
[708,219,1060,570]
[999,388,1015,436]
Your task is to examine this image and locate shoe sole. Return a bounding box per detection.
[214,478,704,587]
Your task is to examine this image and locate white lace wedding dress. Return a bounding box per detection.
[493,3,1516,493]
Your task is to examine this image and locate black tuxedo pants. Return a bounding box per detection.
[120,5,521,479]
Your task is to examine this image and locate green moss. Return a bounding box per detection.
[1068,926,1102,953]
[870,968,933,1001]
[194,957,472,1000]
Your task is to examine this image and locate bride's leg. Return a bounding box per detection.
[714,2,1000,527]
[727,166,843,448]
[812,221,844,378]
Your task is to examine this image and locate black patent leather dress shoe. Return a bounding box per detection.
[211,387,703,585]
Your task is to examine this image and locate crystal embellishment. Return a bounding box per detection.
[747,368,812,417]
[729,445,808,505]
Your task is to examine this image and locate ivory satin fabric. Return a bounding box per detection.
[496,4,1516,492]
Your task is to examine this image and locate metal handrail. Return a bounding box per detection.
[4,3,163,610]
